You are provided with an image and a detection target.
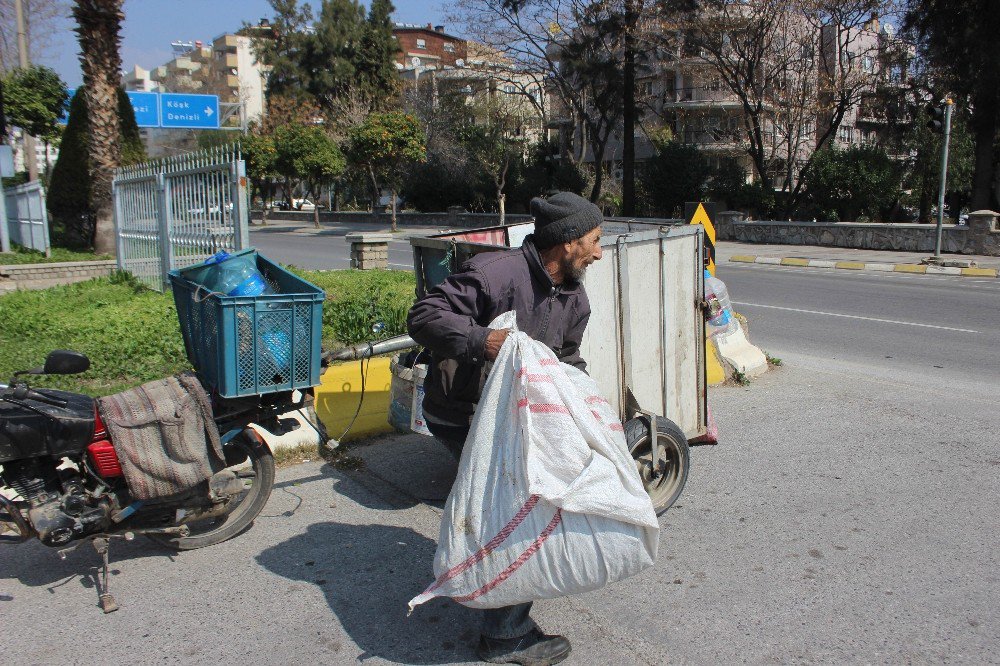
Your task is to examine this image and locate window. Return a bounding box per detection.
[862,55,874,73]
[416,38,426,49]
[443,42,455,53]
[642,81,653,96]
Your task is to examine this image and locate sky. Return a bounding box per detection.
[42,0,451,88]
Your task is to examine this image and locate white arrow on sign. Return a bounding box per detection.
[204,107,214,116]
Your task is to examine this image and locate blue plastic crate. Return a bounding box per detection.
[169,249,325,398]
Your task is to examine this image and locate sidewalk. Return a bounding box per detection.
[717,240,1000,277]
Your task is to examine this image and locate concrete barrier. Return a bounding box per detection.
[314,358,394,443]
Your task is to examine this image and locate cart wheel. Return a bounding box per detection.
[625,416,690,515]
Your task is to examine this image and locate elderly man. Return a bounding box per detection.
[407,191,604,665]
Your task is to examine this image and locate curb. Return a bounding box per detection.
[729,255,999,278]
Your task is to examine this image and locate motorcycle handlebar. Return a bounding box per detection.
[3,385,68,408]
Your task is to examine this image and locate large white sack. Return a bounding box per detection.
[409,312,659,611]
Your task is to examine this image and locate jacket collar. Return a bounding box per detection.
[522,235,584,295]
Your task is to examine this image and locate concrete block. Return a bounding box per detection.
[893,264,927,274]
[756,257,781,265]
[925,265,961,275]
[835,261,866,270]
[961,267,998,277]
[780,257,810,266]
[865,263,895,272]
[807,260,837,268]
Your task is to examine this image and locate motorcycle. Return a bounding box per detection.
[0,350,323,612]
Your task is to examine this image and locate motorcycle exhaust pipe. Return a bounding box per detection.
[324,334,417,363]
[0,494,33,544]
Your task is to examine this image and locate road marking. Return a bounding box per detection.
[723,262,1000,289]
[732,302,980,333]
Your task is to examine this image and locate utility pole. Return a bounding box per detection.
[14,0,40,182]
[928,98,954,262]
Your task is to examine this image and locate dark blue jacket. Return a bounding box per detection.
[406,237,590,428]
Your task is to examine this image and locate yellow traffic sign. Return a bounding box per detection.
[686,202,717,275]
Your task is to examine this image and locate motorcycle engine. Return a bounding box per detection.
[2,459,112,547]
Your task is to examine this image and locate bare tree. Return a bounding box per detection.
[0,0,68,73]
[659,0,893,211]
[446,0,625,201]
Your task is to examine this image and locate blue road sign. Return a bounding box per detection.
[58,88,76,125]
[128,91,160,127]
[159,93,220,129]
[58,90,219,129]
[60,88,160,127]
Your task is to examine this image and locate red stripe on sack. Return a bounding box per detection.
[453,509,564,603]
[585,396,610,406]
[539,358,560,366]
[525,374,554,383]
[516,399,570,415]
[529,403,570,415]
[423,495,541,594]
[610,423,624,432]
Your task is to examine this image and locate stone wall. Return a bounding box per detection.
[715,210,1000,257]
[0,260,117,294]
[254,209,682,230]
[255,209,534,228]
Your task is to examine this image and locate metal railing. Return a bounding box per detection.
[2,181,51,255]
[113,145,249,291]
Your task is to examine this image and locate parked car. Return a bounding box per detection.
[293,198,316,211]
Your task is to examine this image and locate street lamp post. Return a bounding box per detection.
[931,98,954,261]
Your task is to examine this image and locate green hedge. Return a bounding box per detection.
[0,269,417,396]
[289,268,416,346]
[0,244,112,265]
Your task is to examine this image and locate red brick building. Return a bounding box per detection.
[392,23,467,69]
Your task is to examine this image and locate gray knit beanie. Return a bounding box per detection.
[530,192,603,249]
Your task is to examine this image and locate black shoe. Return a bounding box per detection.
[476,628,572,665]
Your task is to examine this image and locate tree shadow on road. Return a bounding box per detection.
[257,520,479,664]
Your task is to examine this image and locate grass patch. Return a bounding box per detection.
[0,268,418,396]
[0,244,112,265]
[765,352,783,366]
[288,268,416,346]
[271,442,365,470]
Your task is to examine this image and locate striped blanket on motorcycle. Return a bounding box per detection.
[97,374,224,501]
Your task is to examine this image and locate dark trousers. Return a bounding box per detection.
[429,419,538,640]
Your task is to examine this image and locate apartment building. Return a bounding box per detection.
[122,32,267,127]
[555,11,910,187]
[395,26,549,144]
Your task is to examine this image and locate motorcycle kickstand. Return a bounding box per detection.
[92,537,119,614]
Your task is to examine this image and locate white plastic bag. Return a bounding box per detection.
[409,312,659,611]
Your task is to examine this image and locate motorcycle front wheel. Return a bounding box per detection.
[147,433,275,551]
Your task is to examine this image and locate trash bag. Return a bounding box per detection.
[408,312,659,611]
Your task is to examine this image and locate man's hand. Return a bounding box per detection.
[484,328,511,361]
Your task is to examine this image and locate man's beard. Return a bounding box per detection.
[561,256,587,282]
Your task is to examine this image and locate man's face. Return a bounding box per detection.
[561,226,603,281]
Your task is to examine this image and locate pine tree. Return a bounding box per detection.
[305,0,367,111]
[358,0,400,109]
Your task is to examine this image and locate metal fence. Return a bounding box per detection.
[113,145,249,291]
[2,181,51,255]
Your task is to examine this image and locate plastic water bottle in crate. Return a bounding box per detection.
[168,249,325,398]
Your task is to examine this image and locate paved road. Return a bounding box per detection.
[3,228,997,662]
[250,223,431,271]
[717,261,1000,394]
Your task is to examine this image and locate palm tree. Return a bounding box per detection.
[72,0,124,255]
